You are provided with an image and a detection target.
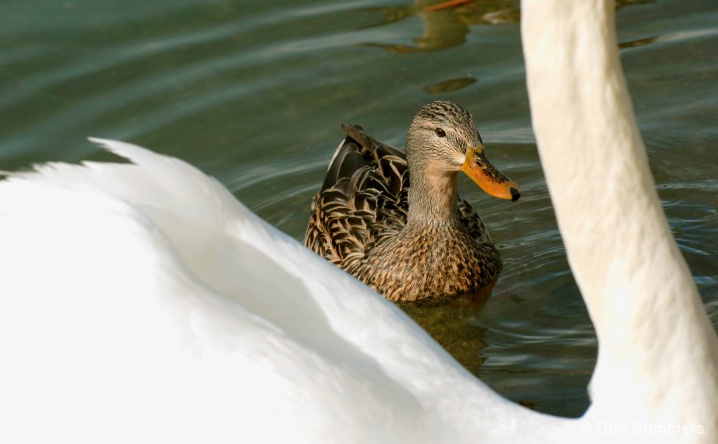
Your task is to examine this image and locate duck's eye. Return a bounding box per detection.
[435,128,446,138]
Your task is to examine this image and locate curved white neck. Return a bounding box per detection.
[522,0,718,430]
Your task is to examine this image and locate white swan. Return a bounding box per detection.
[0,1,715,444]
[521,0,718,439]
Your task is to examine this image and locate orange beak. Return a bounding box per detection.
[460,145,521,201]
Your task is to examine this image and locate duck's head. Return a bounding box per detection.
[407,101,521,201]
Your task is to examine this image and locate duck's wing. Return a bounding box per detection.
[305,124,410,267]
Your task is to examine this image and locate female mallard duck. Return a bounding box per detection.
[305,101,521,302]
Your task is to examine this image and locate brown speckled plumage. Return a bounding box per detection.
[305,101,509,302]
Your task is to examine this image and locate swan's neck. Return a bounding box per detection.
[522,0,718,428]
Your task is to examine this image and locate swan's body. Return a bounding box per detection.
[0,1,715,443]
[0,138,569,443]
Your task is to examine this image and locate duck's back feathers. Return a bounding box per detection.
[323,124,408,192]
[306,124,409,267]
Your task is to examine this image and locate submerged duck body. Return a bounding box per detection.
[305,101,521,302]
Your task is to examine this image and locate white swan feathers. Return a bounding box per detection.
[523,0,718,436]
[0,137,569,443]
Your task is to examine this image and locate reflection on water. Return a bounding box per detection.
[619,35,660,50]
[399,296,488,374]
[359,0,655,54]
[1,0,717,420]
[359,0,519,52]
[423,77,477,94]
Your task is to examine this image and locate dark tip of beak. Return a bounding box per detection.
[510,187,521,202]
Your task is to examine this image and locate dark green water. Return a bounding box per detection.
[2,0,717,418]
